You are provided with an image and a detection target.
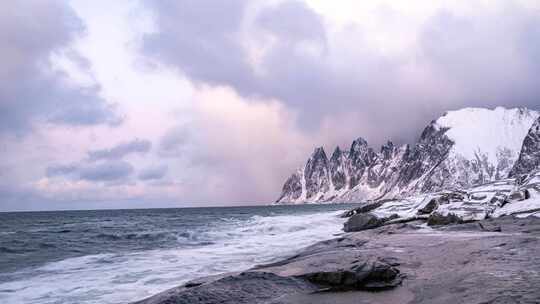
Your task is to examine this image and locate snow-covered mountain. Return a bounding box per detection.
[276,107,539,204]
[510,116,540,177]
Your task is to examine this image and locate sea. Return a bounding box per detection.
[0,204,355,304]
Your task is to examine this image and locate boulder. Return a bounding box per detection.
[470,193,487,200]
[344,213,385,232]
[427,212,463,226]
[340,201,384,218]
[508,190,529,201]
[300,260,401,290]
[418,198,438,214]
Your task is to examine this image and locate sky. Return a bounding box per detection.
[1,0,540,211]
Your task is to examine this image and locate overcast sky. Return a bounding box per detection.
[1,0,540,211]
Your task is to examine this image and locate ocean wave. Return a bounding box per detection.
[0,206,349,304]
[55,229,72,234]
[94,231,177,242]
[0,246,24,254]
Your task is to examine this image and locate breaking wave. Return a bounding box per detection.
[0,205,350,304]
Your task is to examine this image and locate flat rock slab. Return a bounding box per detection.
[131,272,317,304]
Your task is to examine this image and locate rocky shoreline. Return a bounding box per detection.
[132,168,540,303]
[132,214,540,304]
[133,171,540,304]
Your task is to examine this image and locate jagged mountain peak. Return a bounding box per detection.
[276,107,540,204]
[330,146,343,160]
[310,146,327,160]
[350,137,369,152]
[380,141,395,160]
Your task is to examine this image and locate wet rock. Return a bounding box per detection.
[344,213,386,232]
[427,212,463,226]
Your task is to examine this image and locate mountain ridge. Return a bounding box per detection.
[276,107,539,204]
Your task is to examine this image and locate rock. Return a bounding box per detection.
[133,216,540,304]
[385,215,429,226]
[470,193,487,200]
[447,192,466,202]
[478,222,502,232]
[510,117,540,177]
[508,190,529,201]
[300,260,402,291]
[344,213,385,232]
[427,212,463,226]
[340,201,384,218]
[418,198,438,214]
[132,272,317,304]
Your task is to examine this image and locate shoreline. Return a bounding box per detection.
[132,215,540,304]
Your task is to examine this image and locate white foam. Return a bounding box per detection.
[0,209,347,304]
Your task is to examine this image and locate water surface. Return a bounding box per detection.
[0,204,352,304]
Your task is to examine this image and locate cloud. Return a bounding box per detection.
[45,138,152,184]
[154,86,316,203]
[141,0,540,146]
[418,6,540,108]
[159,127,193,157]
[46,160,134,182]
[79,161,134,181]
[0,0,121,135]
[138,165,168,180]
[142,0,252,89]
[46,164,78,177]
[87,139,152,161]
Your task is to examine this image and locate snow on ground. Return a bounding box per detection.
[367,171,540,222]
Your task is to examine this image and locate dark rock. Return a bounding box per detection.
[380,141,396,160]
[510,117,540,177]
[300,260,401,291]
[344,213,385,232]
[132,272,317,304]
[478,222,502,232]
[329,146,347,191]
[508,190,529,201]
[418,199,438,214]
[470,193,487,200]
[427,212,463,226]
[340,201,385,218]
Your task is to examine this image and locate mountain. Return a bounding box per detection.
[276,107,539,204]
[510,116,540,177]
